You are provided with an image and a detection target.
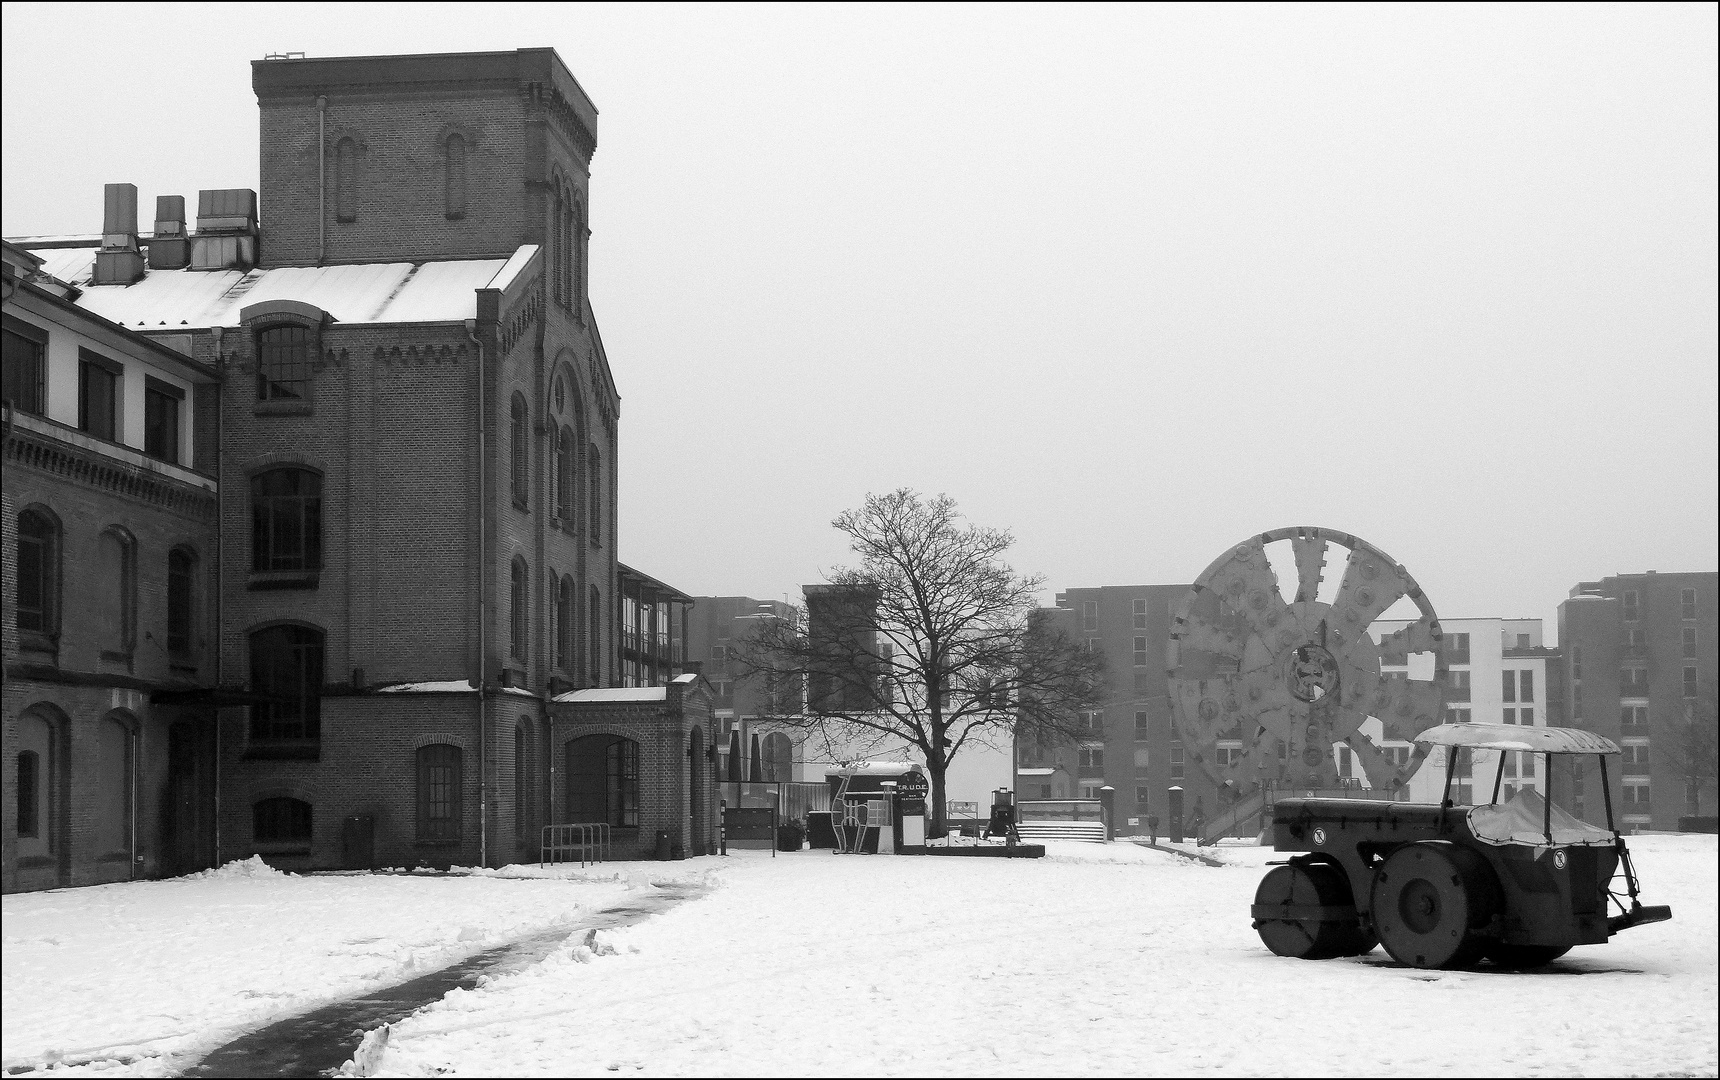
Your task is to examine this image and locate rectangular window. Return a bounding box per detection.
[1520,752,1534,778]
[1133,747,1151,775]
[1135,786,1152,809]
[1134,671,1153,694]
[1624,781,1650,810]
[1517,633,1531,649]
[1683,666,1698,699]
[1081,600,1098,632]
[1622,590,1639,622]
[144,378,182,463]
[1169,742,1184,780]
[1079,710,1103,733]
[1519,708,1533,725]
[1502,670,1516,703]
[1622,742,1650,772]
[417,744,463,841]
[1444,706,1471,724]
[1621,705,1649,728]
[1077,745,1104,772]
[1503,753,1517,778]
[1571,645,1583,681]
[1626,627,1647,651]
[78,350,120,441]
[1519,670,1534,703]
[257,325,312,401]
[2,318,47,415]
[1135,710,1150,740]
[1132,636,1149,667]
[1683,588,1698,621]
[1502,708,1515,725]
[1621,668,1648,693]
[1216,742,1242,769]
[1132,598,1148,629]
[1446,633,1471,665]
[1444,669,1471,702]
[1086,637,1102,653]
[1683,627,1698,659]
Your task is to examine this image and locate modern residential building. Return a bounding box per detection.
[4,49,721,888]
[1372,617,1563,805]
[3,239,221,892]
[1559,572,1717,831]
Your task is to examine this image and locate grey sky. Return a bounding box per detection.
[4,2,1715,634]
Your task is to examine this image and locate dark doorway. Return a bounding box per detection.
[163,720,215,876]
[689,727,705,855]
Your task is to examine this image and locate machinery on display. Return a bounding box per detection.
[1165,526,1671,968]
[1255,723,1671,968]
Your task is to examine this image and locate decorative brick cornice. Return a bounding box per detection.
[521,82,596,160]
[4,426,217,522]
[500,287,543,358]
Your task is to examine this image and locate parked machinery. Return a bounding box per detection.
[1253,723,1672,968]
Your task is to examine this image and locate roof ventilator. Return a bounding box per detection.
[92,183,146,286]
[148,195,191,270]
[190,188,259,271]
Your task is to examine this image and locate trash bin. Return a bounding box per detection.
[655,829,672,861]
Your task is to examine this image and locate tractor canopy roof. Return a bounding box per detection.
[1414,722,1619,755]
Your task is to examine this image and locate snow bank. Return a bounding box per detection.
[179,855,284,881]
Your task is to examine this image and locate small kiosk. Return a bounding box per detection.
[819,761,929,855]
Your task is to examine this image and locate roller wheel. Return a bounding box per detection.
[1371,842,1501,969]
[1484,943,1572,969]
[1253,862,1368,960]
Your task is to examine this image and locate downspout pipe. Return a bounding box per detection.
[211,325,225,866]
[316,95,328,266]
[466,318,487,867]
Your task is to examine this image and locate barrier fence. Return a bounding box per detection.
[541,822,612,867]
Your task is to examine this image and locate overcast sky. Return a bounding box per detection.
[4,2,1715,635]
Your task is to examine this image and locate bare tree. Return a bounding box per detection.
[734,489,1105,834]
[1659,692,1719,820]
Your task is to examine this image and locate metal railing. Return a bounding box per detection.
[540,822,611,867]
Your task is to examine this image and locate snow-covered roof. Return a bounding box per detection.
[374,680,478,694]
[22,246,539,330]
[553,687,668,704]
[1017,767,1057,776]
[1416,723,1619,755]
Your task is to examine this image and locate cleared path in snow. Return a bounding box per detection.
[185,883,704,1078]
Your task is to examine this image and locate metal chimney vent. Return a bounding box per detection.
[190,188,259,271]
[92,183,146,286]
[148,195,190,270]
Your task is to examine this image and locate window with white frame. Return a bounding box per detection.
[1621,705,1649,728]
[1622,590,1639,622]
[1133,747,1150,775]
[1132,598,1148,629]
[1623,779,1650,812]
[1132,636,1149,667]
[1169,742,1184,779]
[1682,588,1698,621]
[1135,710,1150,740]
[1216,741,1242,769]
[1683,627,1698,659]
[1082,600,1098,632]
[1621,740,1650,773]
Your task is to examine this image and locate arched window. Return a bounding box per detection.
[16,508,60,645]
[257,325,313,402]
[552,374,566,415]
[558,576,574,670]
[510,392,528,507]
[565,734,639,827]
[249,625,324,743]
[571,195,585,318]
[587,445,602,544]
[16,709,62,859]
[98,528,136,659]
[251,468,322,574]
[589,585,603,685]
[557,428,574,520]
[444,134,467,220]
[253,797,312,845]
[168,548,197,663]
[93,716,134,855]
[510,556,528,662]
[417,744,463,841]
[335,138,357,222]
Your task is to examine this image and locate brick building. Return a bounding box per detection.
[3,238,221,892]
[4,49,713,886]
[1559,571,1717,831]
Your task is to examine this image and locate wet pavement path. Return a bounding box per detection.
[186,882,704,1078]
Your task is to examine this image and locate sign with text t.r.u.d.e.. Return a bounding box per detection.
[895,773,930,800]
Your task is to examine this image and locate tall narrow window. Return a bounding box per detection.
[549,194,564,307]
[1520,670,1534,702]
[444,134,467,219]
[1502,670,1516,703]
[249,625,324,743]
[16,751,40,837]
[98,528,136,658]
[558,578,574,670]
[93,717,133,855]
[514,724,529,843]
[557,428,574,520]
[511,556,528,662]
[587,446,602,543]
[168,548,196,663]
[16,711,58,857]
[569,197,583,314]
[144,379,182,462]
[589,585,603,685]
[3,318,47,415]
[1622,590,1640,622]
[417,744,463,841]
[17,509,60,642]
[510,393,528,506]
[251,468,322,573]
[78,350,120,441]
[335,138,357,222]
[1683,627,1699,659]
[257,325,312,402]
[1683,588,1698,620]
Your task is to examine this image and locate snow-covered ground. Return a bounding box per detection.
[3,838,1714,1077]
[0,857,714,1076]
